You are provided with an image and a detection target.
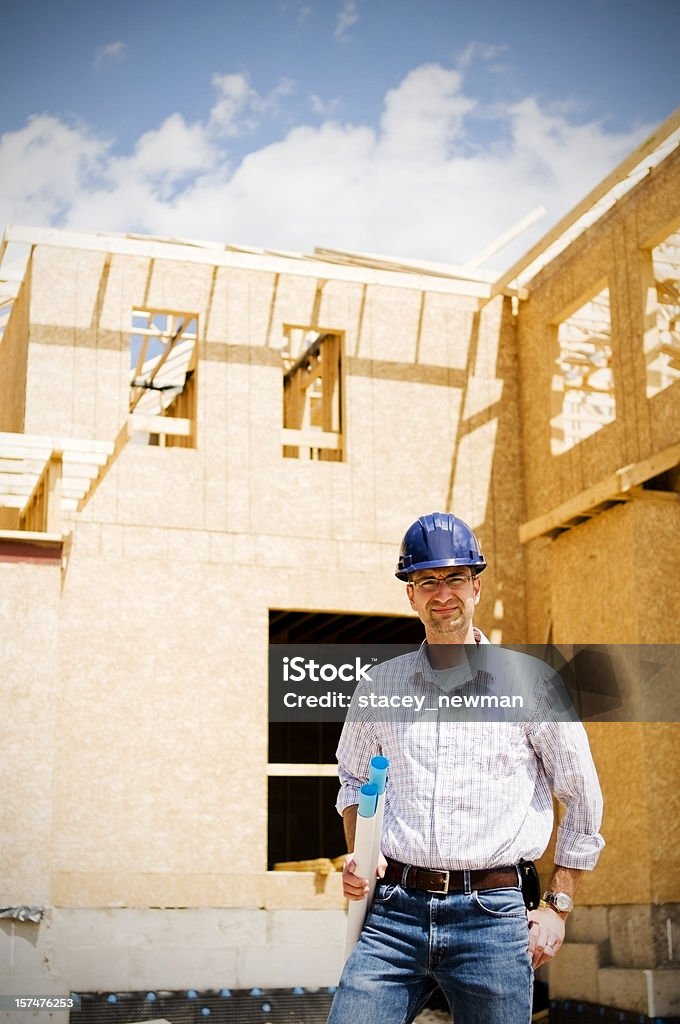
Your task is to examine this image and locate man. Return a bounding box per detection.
[328,512,604,1024]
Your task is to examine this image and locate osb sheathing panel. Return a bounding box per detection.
[0,268,29,432]
[630,498,680,644]
[268,272,320,340]
[24,341,127,438]
[340,375,462,533]
[316,279,367,358]
[206,267,278,346]
[53,554,269,878]
[417,292,478,369]
[625,143,680,247]
[517,147,680,523]
[523,538,552,643]
[549,497,680,644]
[50,261,525,642]
[99,254,150,331]
[0,560,62,903]
[641,724,680,903]
[578,720,680,905]
[24,247,130,437]
[49,540,419,889]
[549,502,640,643]
[144,258,215,318]
[464,296,526,642]
[29,246,108,328]
[357,284,425,363]
[50,509,530,892]
[583,723,653,905]
[79,314,515,537]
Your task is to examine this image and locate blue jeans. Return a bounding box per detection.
[328,880,533,1024]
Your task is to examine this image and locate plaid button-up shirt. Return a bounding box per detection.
[336,638,604,871]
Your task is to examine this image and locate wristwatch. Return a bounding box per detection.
[541,890,574,914]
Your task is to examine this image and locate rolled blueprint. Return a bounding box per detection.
[366,755,389,905]
[343,755,390,959]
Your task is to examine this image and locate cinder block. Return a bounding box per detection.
[607,904,655,968]
[128,946,239,990]
[266,910,347,948]
[564,904,610,945]
[237,944,344,989]
[598,966,680,1016]
[547,941,606,1002]
[51,908,266,954]
[47,945,130,991]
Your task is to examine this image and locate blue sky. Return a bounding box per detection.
[1,0,677,270]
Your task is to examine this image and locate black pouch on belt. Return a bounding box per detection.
[518,860,541,910]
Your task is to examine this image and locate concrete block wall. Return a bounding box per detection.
[0,907,347,1023]
[548,903,680,1015]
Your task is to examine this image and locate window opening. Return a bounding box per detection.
[551,287,615,454]
[644,229,680,399]
[281,326,343,461]
[267,610,423,868]
[129,309,198,448]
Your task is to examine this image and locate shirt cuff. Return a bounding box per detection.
[335,782,362,817]
[555,825,605,870]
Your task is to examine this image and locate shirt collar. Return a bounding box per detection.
[413,629,491,691]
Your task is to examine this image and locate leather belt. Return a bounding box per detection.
[383,858,519,895]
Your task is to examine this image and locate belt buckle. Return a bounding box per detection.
[428,869,450,894]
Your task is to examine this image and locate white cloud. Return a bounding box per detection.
[335,0,359,41]
[310,94,341,117]
[379,65,476,161]
[209,73,261,136]
[93,41,126,69]
[0,63,650,269]
[209,73,296,137]
[0,115,109,225]
[457,41,508,70]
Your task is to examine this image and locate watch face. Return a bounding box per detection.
[552,892,573,911]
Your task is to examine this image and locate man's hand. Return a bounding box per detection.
[342,852,387,900]
[527,905,566,968]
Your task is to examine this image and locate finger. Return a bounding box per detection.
[343,861,367,884]
[343,872,369,897]
[344,882,369,900]
[534,942,560,968]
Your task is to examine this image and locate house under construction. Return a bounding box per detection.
[1,109,679,1021]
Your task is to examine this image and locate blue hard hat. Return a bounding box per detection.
[395,512,486,581]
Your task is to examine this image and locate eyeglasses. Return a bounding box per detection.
[408,572,474,592]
